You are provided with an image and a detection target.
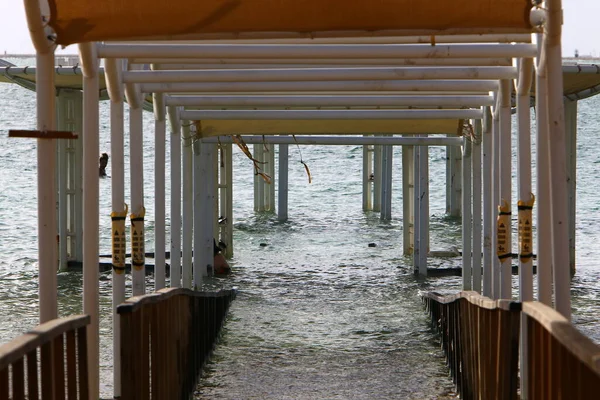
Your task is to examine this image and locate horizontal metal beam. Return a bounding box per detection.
[180,109,483,120]
[200,135,464,146]
[98,43,537,60]
[142,80,498,93]
[123,67,517,84]
[166,94,494,107]
[143,58,514,67]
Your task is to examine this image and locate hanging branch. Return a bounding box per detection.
[232,135,271,183]
[292,135,312,184]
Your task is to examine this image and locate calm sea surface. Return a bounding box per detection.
[1,59,599,398]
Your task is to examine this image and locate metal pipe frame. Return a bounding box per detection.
[180,109,483,120]
[168,106,182,287]
[154,95,167,290]
[200,136,463,146]
[142,80,498,93]
[166,94,495,108]
[98,43,538,59]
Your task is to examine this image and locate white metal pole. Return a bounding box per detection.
[472,120,483,293]
[254,144,265,212]
[182,122,193,288]
[491,98,501,300]
[200,136,464,146]
[266,144,276,211]
[154,96,166,290]
[462,138,473,290]
[168,107,182,287]
[129,104,146,296]
[482,108,493,297]
[194,143,216,285]
[402,144,414,256]
[79,41,100,399]
[362,144,371,211]
[413,143,421,274]
[499,79,513,300]
[373,144,382,212]
[544,0,571,320]
[279,141,289,222]
[564,99,577,277]
[517,59,535,302]
[535,32,552,306]
[380,145,390,221]
[105,56,126,399]
[56,94,68,272]
[36,50,58,325]
[225,142,234,258]
[418,142,429,275]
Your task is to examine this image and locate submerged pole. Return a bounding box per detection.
[279,141,289,222]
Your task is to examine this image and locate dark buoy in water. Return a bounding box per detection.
[368,243,377,247]
[259,243,268,247]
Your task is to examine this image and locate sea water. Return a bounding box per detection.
[0,62,599,398]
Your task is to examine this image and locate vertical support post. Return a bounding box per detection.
[517,57,534,400]
[492,99,501,299]
[373,143,382,212]
[224,143,234,258]
[380,145,393,221]
[79,42,100,399]
[418,143,429,273]
[448,141,462,217]
[462,138,472,290]
[253,144,265,212]
[402,144,414,255]
[129,104,145,296]
[482,108,493,297]
[37,52,57,322]
[413,143,421,274]
[499,79,513,300]
[472,119,483,293]
[544,1,571,320]
[56,93,68,272]
[168,107,182,287]
[181,121,193,289]
[153,94,166,290]
[362,142,373,211]
[193,141,215,286]
[278,141,289,222]
[564,99,577,277]
[105,56,126,399]
[265,144,275,211]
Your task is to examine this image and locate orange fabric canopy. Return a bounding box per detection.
[48,0,533,46]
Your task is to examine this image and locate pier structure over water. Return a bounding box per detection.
[1,0,600,398]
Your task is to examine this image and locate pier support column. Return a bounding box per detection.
[482,108,493,297]
[362,142,374,211]
[492,103,501,300]
[472,120,483,293]
[373,143,382,212]
[218,142,234,258]
[153,93,166,290]
[129,104,145,296]
[168,106,182,287]
[193,139,216,286]
[56,89,83,270]
[402,144,414,256]
[413,140,429,276]
[181,121,193,289]
[462,137,472,290]
[499,79,513,300]
[380,145,393,221]
[447,139,462,217]
[253,144,275,212]
[278,142,289,222]
[564,98,577,277]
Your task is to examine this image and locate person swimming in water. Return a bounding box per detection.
[214,239,231,275]
[99,153,109,177]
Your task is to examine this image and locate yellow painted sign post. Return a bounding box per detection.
[497,199,511,261]
[130,208,146,271]
[111,205,128,274]
[518,195,535,262]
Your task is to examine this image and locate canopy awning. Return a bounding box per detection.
[48,0,533,46]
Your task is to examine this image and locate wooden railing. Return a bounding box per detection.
[523,301,600,399]
[117,287,236,400]
[0,314,90,399]
[423,291,521,400]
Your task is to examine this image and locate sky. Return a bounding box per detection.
[0,1,597,57]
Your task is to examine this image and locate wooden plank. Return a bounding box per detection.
[150,303,160,399]
[0,366,8,400]
[141,308,151,400]
[76,327,89,400]
[13,358,25,400]
[8,129,78,140]
[65,330,77,400]
[26,350,39,399]
[53,334,66,400]
[40,342,54,400]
